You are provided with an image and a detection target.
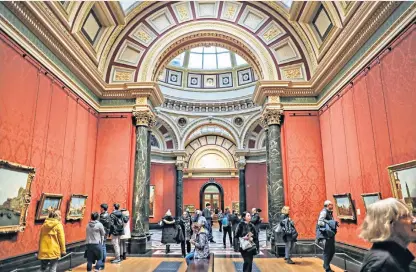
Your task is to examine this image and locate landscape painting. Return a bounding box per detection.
[388,160,416,216]
[149,185,155,218]
[333,193,356,220]
[184,204,195,213]
[66,194,88,220]
[36,193,63,220]
[362,193,382,211]
[0,160,35,233]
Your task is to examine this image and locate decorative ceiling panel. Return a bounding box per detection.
[145,7,176,34]
[129,23,157,47]
[271,37,302,64]
[220,2,242,22]
[238,5,269,33]
[258,20,286,45]
[194,1,220,19]
[115,40,145,66]
[172,2,193,23]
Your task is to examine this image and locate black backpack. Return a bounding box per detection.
[112,214,125,235]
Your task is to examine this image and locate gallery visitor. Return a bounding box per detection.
[109,203,126,263]
[185,223,210,266]
[38,210,66,272]
[179,211,193,257]
[235,211,258,272]
[203,203,215,243]
[161,209,176,254]
[230,209,240,251]
[85,212,105,272]
[120,208,131,260]
[218,209,224,232]
[316,200,339,272]
[251,207,262,254]
[222,208,233,248]
[280,206,298,264]
[360,198,416,272]
[97,203,111,269]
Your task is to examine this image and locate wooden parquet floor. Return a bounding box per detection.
[70,257,343,272]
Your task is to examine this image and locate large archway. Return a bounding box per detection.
[199,179,225,211]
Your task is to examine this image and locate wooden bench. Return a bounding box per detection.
[187,253,214,272]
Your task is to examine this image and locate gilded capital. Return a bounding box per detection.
[261,108,283,126]
[133,110,156,127]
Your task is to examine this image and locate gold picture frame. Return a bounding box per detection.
[66,194,88,220]
[232,201,240,214]
[184,204,195,213]
[361,192,382,211]
[388,160,416,216]
[36,193,63,220]
[333,193,356,220]
[0,160,35,233]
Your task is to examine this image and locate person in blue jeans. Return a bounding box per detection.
[97,204,111,269]
[185,223,209,265]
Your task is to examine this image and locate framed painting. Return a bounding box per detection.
[232,201,240,214]
[149,185,155,218]
[184,204,195,213]
[66,194,88,220]
[388,160,416,216]
[36,193,63,221]
[333,193,356,220]
[361,193,382,211]
[0,160,35,233]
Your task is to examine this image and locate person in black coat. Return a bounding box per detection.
[235,211,258,272]
[360,198,416,272]
[250,208,262,254]
[230,210,240,252]
[280,206,298,264]
[161,209,176,254]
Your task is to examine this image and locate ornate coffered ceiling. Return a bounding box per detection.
[0,1,413,111]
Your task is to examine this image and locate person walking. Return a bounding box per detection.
[316,200,339,272]
[185,223,210,266]
[85,212,105,272]
[222,208,232,249]
[235,211,258,272]
[218,209,224,232]
[109,203,125,263]
[250,208,262,254]
[280,206,298,264]
[38,210,66,272]
[97,203,111,270]
[203,203,215,243]
[360,198,416,272]
[179,211,193,257]
[230,210,240,252]
[161,209,176,254]
[120,208,130,260]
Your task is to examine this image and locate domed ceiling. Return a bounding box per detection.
[1,0,406,109]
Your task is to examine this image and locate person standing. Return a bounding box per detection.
[180,211,193,257]
[185,223,210,266]
[120,208,130,260]
[203,203,215,243]
[38,210,66,272]
[109,203,125,263]
[235,211,258,272]
[230,210,240,252]
[218,209,224,232]
[85,212,105,272]
[280,206,298,264]
[97,203,111,270]
[222,208,232,249]
[360,198,416,272]
[161,209,176,254]
[250,208,262,254]
[316,200,339,272]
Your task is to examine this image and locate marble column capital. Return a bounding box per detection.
[261,107,284,127]
[132,108,156,127]
[237,156,246,170]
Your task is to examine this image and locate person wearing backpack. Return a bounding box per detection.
[120,208,130,261]
[222,208,232,248]
[280,206,298,264]
[109,203,125,263]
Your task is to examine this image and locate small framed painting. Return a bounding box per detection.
[36,193,63,220]
[361,193,382,211]
[388,160,416,216]
[333,193,356,220]
[232,201,240,214]
[66,194,88,220]
[149,185,155,218]
[184,204,195,213]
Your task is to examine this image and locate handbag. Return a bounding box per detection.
[239,237,254,251]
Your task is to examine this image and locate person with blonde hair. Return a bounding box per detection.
[280,206,298,264]
[360,198,416,272]
[38,210,66,272]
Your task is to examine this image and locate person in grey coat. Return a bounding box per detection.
[161,209,176,254]
[86,212,105,272]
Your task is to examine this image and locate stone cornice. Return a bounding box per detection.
[104,82,164,107]
[252,81,314,105]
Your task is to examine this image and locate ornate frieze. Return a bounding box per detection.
[161,98,257,113]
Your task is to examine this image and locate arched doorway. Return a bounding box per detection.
[199,180,224,212]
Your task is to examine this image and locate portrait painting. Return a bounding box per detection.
[184,204,195,213]
[36,193,63,220]
[388,160,416,216]
[232,201,240,214]
[361,193,382,211]
[66,194,88,220]
[0,160,35,233]
[333,193,356,220]
[149,185,155,218]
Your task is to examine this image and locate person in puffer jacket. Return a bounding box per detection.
[86,212,105,272]
[109,203,125,263]
[38,210,66,272]
[161,209,176,254]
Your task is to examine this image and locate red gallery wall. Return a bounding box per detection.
[0,34,98,260]
[319,26,416,250]
[282,112,327,239]
[150,163,176,223]
[245,163,268,223]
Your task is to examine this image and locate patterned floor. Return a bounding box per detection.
[150,226,269,257]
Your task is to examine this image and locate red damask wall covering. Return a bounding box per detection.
[319,26,416,250]
[150,163,176,223]
[246,163,268,223]
[0,34,98,260]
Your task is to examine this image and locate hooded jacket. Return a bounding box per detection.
[161,215,177,244]
[120,210,131,239]
[86,220,105,244]
[110,210,125,236]
[38,218,66,260]
[99,211,111,237]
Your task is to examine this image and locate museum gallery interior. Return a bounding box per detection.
[0,1,415,271]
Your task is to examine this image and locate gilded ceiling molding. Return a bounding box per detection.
[103,82,164,105]
[252,80,314,105]
[138,20,279,82]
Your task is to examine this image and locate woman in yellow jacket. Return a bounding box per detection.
[38,210,66,272]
